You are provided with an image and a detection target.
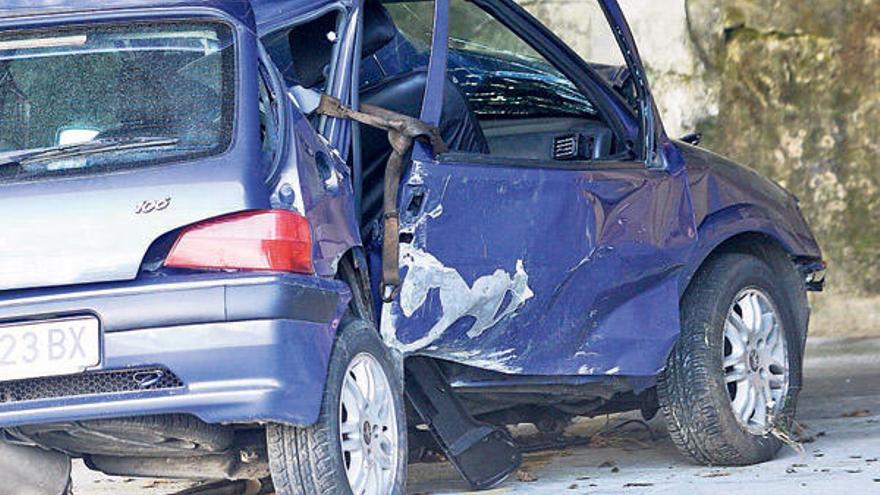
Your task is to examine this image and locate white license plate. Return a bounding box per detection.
[0,316,101,381]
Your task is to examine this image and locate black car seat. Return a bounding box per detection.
[358,0,490,226]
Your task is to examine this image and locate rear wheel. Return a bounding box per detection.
[267,317,406,495]
[658,252,805,465]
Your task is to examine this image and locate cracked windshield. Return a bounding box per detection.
[386,0,597,118]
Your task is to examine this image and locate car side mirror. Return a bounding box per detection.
[680,132,702,146]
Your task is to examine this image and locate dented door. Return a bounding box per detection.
[382,155,696,377]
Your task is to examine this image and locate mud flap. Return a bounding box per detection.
[405,357,521,490]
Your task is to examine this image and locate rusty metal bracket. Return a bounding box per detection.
[317,94,447,303]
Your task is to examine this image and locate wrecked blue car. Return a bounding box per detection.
[0,0,825,493]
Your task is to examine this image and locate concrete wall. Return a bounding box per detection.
[522,0,880,336]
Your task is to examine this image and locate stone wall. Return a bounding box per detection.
[523,0,880,335]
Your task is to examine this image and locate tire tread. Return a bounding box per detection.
[267,318,405,495]
[658,252,799,466]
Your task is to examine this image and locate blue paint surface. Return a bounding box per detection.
[380,0,822,383]
[0,319,340,427]
[0,0,344,36]
[386,156,696,377]
[0,2,360,428]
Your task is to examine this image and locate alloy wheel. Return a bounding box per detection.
[339,352,399,495]
[723,288,789,434]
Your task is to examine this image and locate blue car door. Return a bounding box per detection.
[380,0,697,378]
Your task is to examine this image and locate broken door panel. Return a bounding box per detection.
[381,156,696,377]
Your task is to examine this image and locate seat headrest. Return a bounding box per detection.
[363,0,397,58]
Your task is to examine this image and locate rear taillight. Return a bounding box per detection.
[164,210,313,274]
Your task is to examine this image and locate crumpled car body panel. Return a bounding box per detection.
[380,151,697,378]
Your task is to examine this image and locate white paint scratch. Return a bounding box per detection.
[400,203,443,235]
[381,243,534,354]
[436,348,523,374]
[578,365,599,375]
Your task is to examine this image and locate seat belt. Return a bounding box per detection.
[316,94,447,302]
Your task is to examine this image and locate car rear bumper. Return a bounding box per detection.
[0,272,350,428]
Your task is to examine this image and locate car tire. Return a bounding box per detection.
[267,317,407,495]
[658,251,806,466]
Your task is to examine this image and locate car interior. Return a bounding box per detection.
[360,0,628,159]
[264,0,632,228]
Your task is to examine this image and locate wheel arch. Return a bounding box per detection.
[335,247,376,323]
[661,206,816,369]
[683,230,794,295]
[680,203,819,299]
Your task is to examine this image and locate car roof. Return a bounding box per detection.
[0,0,335,35]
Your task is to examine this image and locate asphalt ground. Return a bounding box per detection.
[72,337,880,494]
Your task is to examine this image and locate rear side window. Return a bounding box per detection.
[262,10,341,91]
[0,20,235,182]
[258,64,281,178]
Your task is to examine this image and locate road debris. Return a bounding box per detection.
[700,471,731,478]
[516,469,538,482]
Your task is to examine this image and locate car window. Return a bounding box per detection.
[360,0,434,87]
[360,0,633,162]
[384,1,434,52]
[0,21,235,182]
[517,0,625,68]
[445,0,597,120]
[516,0,636,109]
[258,64,280,178]
[263,11,342,91]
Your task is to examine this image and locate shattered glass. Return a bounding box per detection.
[444,0,597,118]
[0,21,234,181]
[378,0,596,119]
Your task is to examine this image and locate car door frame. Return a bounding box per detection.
[413,0,678,173]
[380,0,697,379]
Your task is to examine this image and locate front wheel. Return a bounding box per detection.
[658,252,806,466]
[267,318,407,495]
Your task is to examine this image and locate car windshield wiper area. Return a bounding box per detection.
[0,136,180,169]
